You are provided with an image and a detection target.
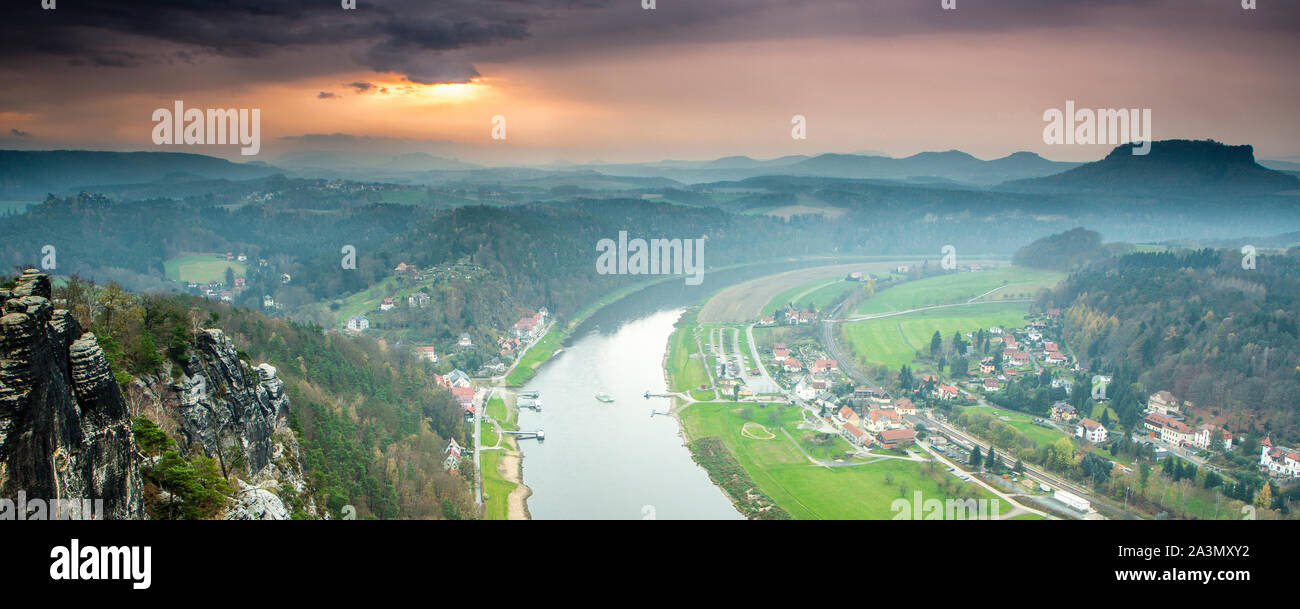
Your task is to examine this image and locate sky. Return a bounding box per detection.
[1,0,1298,164]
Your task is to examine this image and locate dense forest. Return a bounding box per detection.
[1040,247,1300,441]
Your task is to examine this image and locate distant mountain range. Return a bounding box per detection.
[0,150,283,199]
[4,140,1297,200]
[997,140,1300,196]
[546,150,1080,186]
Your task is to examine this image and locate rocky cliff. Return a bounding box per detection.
[0,269,144,519]
[128,328,316,520]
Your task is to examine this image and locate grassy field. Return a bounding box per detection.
[842,302,1031,369]
[966,405,1070,447]
[666,309,710,392]
[479,450,515,521]
[480,393,519,520]
[164,254,247,284]
[854,267,1064,315]
[680,402,1010,519]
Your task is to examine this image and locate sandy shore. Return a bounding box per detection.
[500,435,532,520]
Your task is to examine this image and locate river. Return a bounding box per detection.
[515,257,888,519]
[516,306,742,520]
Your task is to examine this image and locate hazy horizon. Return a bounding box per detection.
[3,1,1298,163]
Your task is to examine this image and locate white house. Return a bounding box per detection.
[1194,425,1232,451]
[458,333,473,347]
[794,377,818,401]
[1147,390,1179,415]
[1260,437,1300,477]
[444,369,473,389]
[346,315,369,332]
[1076,418,1108,444]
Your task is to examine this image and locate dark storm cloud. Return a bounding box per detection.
[316,91,337,99]
[10,129,32,138]
[1,1,1295,83]
[0,0,567,83]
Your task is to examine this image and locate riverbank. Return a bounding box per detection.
[481,391,532,520]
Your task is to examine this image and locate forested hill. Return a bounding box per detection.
[1039,247,1300,441]
[1011,227,1111,271]
[0,150,282,198]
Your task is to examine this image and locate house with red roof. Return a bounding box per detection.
[842,422,870,447]
[933,384,959,400]
[837,405,861,427]
[878,428,916,449]
[1260,436,1300,477]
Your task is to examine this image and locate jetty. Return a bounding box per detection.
[504,430,545,441]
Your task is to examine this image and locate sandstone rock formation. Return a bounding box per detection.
[0,269,144,519]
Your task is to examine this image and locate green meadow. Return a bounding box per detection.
[164,254,247,284]
[680,402,1010,519]
[842,302,1031,370]
[854,267,1064,315]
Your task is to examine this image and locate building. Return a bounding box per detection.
[1076,418,1108,444]
[837,405,861,427]
[444,369,473,388]
[511,310,548,340]
[1051,401,1077,421]
[893,398,916,416]
[346,315,369,332]
[842,423,869,447]
[262,295,275,309]
[782,357,802,373]
[1260,437,1300,477]
[1054,489,1091,513]
[933,384,959,400]
[878,428,915,449]
[1194,425,1232,451]
[408,292,431,308]
[451,386,475,412]
[1147,390,1179,415]
[458,333,473,347]
[866,408,902,432]
[810,359,839,376]
[1051,378,1073,394]
[794,377,817,400]
[1144,412,1194,446]
[417,346,438,363]
[380,297,395,312]
[443,439,463,471]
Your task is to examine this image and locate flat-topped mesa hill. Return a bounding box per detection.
[0,269,144,518]
[997,139,1300,196]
